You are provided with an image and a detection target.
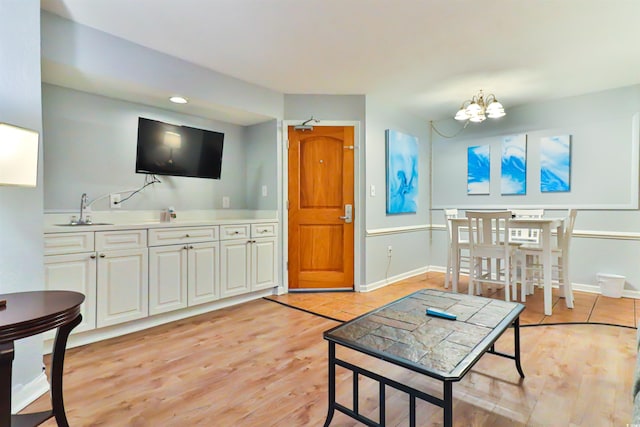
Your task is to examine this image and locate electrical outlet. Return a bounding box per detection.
[110,193,121,208]
[387,245,393,257]
[261,185,268,197]
[222,196,230,208]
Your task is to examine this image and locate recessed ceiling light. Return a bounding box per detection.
[169,96,188,104]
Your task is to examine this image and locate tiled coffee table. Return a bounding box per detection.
[322,289,525,427]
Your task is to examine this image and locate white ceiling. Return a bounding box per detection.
[40,0,640,122]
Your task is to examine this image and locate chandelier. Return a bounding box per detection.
[454,90,506,123]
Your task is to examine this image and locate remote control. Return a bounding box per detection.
[426,307,457,320]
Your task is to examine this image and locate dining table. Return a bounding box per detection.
[449,215,569,316]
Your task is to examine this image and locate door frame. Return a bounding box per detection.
[279,120,363,294]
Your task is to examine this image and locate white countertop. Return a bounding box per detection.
[44,209,279,233]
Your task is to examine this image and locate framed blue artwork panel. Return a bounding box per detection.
[501,134,527,195]
[467,145,490,195]
[385,129,418,214]
[540,135,571,192]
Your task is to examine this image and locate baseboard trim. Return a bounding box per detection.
[366,265,640,300]
[11,371,49,414]
[363,267,429,292]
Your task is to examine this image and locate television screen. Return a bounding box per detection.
[135,117,224,179]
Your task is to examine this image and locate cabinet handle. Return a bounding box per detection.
[90,254,96,259]
[183,246,188,250]
[189,245,194,249]
[185,234,190,238]
[99,254,106,258]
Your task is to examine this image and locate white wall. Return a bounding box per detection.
[43,84,258,212]
[431,85,640,292]
[0,0,47,410]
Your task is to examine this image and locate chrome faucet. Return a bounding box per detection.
[78,193,89,224]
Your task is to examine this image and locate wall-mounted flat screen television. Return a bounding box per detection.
[135,117,224,179]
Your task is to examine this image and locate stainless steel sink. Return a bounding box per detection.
[55,223,113,226]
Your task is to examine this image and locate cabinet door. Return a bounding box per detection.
[188,241,220,306]
[96,248,149,328]
[220,239,251,298]
[251,237,278,291]
[149,245,188,315]
[44,252,97,336]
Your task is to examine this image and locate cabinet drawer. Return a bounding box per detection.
[220,224,250,240]
[148,227,218,246]
[95,230,147,251]
[251,223,278,238]
[44,232,95,255]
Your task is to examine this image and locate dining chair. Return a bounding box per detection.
[443,208,469,291]
[466,210,517,301]
[517,209,577,308]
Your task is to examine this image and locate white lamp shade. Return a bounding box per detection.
[469,113,486,123]
[454,108,470,121]
[0,123,39,187]
[486,101,505,118]
[466,102,481,114]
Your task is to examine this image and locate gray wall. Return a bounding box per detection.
[433,86,640,209]
[0,0,45,405]
[364,96,431,285]
[43,84,261,212]
[431,85,640,291]
[41,12,283,122]
[245,120,278,210]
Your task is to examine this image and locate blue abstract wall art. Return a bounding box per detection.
[467,145,490,195]
[501,134,527,195]
[540,135,571,192]
[386,129,418,214]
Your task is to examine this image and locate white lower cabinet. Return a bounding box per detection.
[148,241,220,315]
[149,244,188,315]
[220,223,278,298]
[44,220,276,342]
[96,247,149,328]
[188,241,220,306]
[220,239,251,298]
[44,252,97,336]
[251,237,278,291]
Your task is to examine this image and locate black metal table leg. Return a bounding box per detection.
[443,381,453,427]
[323,341,336,427]
[513,317,525,378]
[51,314,82,427]
[0,342,14,427]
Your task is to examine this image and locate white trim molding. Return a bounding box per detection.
[362,266,428,292]
[11,372,49,414]
[366,224,429,236]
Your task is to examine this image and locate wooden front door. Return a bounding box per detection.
[288,126,354,290]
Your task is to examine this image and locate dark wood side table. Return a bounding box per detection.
[0,291,84,427]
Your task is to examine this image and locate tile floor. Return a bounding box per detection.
[267,272,637,328]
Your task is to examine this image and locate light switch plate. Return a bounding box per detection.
[370,185,376,197]
[222,196,230,208]
[261,185,268,197]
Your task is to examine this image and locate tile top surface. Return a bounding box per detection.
[325,289,523,379]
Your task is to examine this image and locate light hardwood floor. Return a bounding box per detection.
[23,274,636,426]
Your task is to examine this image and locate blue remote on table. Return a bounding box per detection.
[426,307,457,320]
